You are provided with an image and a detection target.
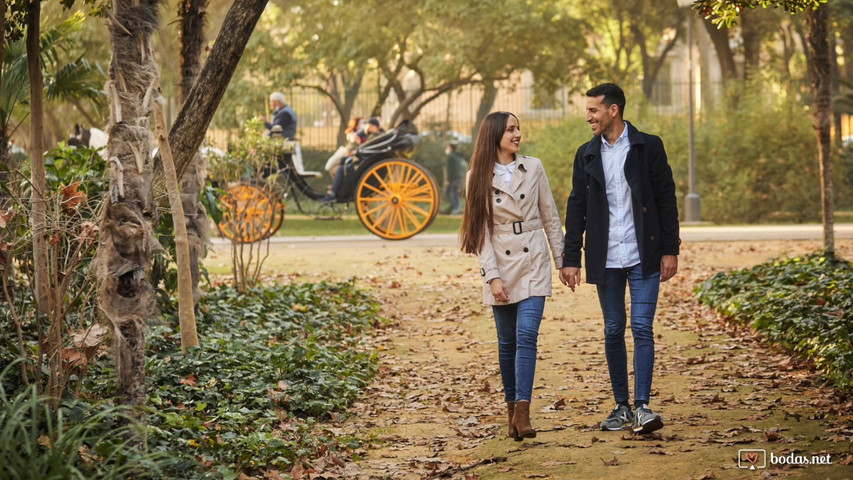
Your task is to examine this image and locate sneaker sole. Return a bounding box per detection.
[600,424,629,431]
[633,417,664,435]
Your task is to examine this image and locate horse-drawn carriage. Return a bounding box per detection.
[216,120,440,242]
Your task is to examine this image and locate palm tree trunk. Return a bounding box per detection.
[805,4,834,257]
[178,0,210,305]
[95,0,162,408]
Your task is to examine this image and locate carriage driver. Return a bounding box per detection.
[264,92,298,141]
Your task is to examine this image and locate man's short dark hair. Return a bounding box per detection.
[586,83,626,118]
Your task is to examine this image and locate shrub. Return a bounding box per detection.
[522,80,826,224]
[696,252,853,392]
[0,363,175,480]
[85,280,381,474]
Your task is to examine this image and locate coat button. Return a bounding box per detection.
[505,250,511,255]
[650,235,656,242]
[523,247,529,253]
[496,198,501,203]
[495,189,500,195]
[520,194,525,199]
[642,206,648,213]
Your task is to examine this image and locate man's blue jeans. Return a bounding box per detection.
[492,296,546,403]
[596,265,660,406]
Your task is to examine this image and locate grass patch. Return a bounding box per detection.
[695,252,853,392]
[273,213,462,237]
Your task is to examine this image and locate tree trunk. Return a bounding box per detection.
[472,81,497,141]
[179,0,208,100]
[154,88,198,353]
[170,0,270,181]
[27,0,58,400]
[805,4,834,256]
[96,0,162,409]
[1,0,5,163]
[702,17,738,81]
[741,9,761,80]
[336,76,363,146]
[178,0,210,305]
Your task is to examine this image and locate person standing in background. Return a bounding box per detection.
[444,142,466,215]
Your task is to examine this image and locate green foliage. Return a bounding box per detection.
[694,0,827,27]
[524,116,597,216]
[0,364,175,480]
[208,119,293,186]
[698,84,819,223]
[86,280,381,474]
[696,252,853,392]
[1,11,106,138]
[522,82,821,224]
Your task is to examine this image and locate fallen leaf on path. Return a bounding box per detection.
[602,456,620,466]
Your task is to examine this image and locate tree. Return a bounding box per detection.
[572,0,685,102]
[276,0,387,145]
[176,0,210,306]
[27,0,53,400]
[696,0,834,255]
[169,0,270,181]
[95,0,163,409]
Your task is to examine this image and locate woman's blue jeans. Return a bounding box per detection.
[492,296,546,403]
[596,265,660,406]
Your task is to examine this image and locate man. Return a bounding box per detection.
[560,83,680,435]
[264,92,297,141]
[443,142,466,215]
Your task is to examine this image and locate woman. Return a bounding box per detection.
[322,117,369,201]
[460,111,564,440]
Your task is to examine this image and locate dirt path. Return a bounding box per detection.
[206,239,853,479]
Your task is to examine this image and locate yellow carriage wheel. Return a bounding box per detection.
[355,159,439,240]
[217,184,284,243]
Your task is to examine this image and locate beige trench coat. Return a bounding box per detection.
[474,155,564,305]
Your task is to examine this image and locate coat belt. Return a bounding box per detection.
[491,219,542,235]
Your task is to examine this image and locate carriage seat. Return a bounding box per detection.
[291,142,322,178]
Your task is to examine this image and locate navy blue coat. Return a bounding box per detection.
[561,121,680,284]
[265,104,298,140]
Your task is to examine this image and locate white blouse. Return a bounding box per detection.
[493,161,516,187]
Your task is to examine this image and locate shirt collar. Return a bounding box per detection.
[602,122,628,148]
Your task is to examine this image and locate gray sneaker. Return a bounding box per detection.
[632,405,664,434]
[600,404,633,431]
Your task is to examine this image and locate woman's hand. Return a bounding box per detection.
[490,278,510,303]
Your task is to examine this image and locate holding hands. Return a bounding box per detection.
[559,267,581,292]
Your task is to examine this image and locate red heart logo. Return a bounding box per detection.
[745,453,758,464]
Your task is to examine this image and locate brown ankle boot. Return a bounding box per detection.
[512,400,536,440]
[506,402,517,438]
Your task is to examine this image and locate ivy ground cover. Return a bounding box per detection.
[85,280,381,478]
[696,252,853,393]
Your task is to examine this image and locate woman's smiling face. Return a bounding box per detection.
[499,115,521,157]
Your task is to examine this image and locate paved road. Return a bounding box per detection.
[210,223,853,249]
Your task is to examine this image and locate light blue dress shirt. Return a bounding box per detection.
[601,123,640,268]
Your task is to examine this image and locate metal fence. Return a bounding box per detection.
[208,79,850,151]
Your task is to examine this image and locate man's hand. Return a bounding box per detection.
[489,279,510,303]
[560,267,581,292]
[661,255,678,282]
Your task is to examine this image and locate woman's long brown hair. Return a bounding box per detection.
[460,111,517,254]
